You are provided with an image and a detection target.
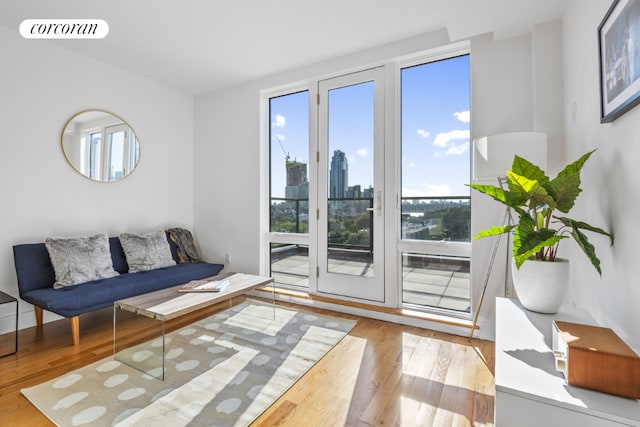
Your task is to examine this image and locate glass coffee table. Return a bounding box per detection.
[113,272,274,380]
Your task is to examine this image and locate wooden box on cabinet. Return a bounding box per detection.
[495,298,640,427]
[553,320,640,399]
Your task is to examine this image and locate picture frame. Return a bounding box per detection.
[598,0,640,123]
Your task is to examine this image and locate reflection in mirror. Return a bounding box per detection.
[62,110,140,182]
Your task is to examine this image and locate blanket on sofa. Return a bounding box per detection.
[167,227,202,263]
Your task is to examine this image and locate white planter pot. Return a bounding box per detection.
[511,258,569,314]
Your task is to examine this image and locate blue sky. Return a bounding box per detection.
[401,55,470,197]
[270,90,309,198]
[270,54,470,199]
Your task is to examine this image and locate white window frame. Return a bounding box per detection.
[259,82,318,293]
[395,43,472,318]
[259,40,472,317]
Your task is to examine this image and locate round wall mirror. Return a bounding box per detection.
[61,110,140,182]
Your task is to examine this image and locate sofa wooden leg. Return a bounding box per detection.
[34,306,43,327]
[70,316,80,346]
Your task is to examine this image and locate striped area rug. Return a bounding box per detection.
[22,300,356,426]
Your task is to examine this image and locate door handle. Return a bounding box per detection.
[366,191,382,216]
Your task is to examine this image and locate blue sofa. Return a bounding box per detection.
[13,232,224,345]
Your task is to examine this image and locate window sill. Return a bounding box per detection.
[257,286,477,331]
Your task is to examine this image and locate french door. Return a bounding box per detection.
[316,67,385,302]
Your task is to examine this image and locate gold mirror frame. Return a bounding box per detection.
[61,110,140,182]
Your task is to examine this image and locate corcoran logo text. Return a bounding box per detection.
[19,19,109,39]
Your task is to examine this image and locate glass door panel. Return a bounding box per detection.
[399,55,471,313]
[266,90,311,289]
[327,81,374,276]
[317,68,384,302]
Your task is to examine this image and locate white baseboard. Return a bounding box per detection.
[249,289,496,341]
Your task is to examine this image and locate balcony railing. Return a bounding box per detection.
[400,196,470,242]
[270,196,471,312]
[270,198,309,234]
[271,195,471,246]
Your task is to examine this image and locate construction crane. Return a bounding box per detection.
[276,135,290,162]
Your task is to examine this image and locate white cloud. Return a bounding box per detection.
[274,134,286,142]
[425,184,452,197]
[417,129,431,139]
[445,141,470,156]
[454,111,470,123]
[356,148,368,157]
[402,187,425,197]
[408,162,415,168]
[274,114,286,128]
[433,129,470,147]
[402,184,452,198]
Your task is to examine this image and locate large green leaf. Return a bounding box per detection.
[512,215,550,253]
[513,238,565,267]
[546,173,582,213]
[554,216,613,275]
[467,183,527,208]
[510,154,549,183]
[472,224,516,240]
[467,183,505,203]
[542,151,595,212]
[512,215,565,268]
[571,227,601,275]
[508,156,547,205]
[555,149,596,179]
[554,216,614,245]
[507,171,556,211]
[513,234,566,268]
[513,225,562,256]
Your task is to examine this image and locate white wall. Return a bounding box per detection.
[469,33,534,337]
[0,25,195,332]
[194,83,260,274]
[195,27,564,340]
[563,0,640,351]
[469,21,565,338]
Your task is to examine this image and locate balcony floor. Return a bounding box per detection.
[271,253,470,313]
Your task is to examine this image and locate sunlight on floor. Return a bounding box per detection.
[397,332,495,426]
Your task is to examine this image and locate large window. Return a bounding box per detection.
[400,54,472,313]
[261,46,472,315]
[268,90,310,288]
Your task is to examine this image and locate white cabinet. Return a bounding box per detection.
[495,298,640,426]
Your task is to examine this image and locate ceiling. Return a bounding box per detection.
[0,0,565,95]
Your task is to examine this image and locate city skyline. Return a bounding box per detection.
[283,149,375,200]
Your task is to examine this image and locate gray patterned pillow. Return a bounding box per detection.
[45,233,119,289]
[119,230,176,273]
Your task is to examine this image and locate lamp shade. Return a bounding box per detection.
[472,131,547,182]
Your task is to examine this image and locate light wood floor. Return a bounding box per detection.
[0,298,495,426]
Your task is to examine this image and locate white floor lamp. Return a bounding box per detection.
[469,132,547,338]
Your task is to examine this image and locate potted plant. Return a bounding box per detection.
[468,149,614,313]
